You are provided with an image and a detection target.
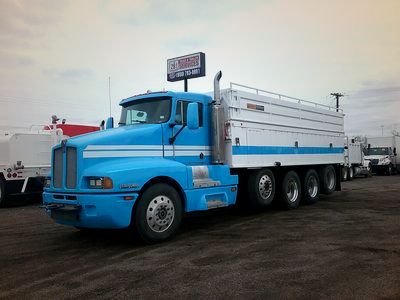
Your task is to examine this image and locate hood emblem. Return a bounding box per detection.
[61,139,67,152]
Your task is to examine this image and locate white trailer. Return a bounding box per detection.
[364,135,400,175]
[215,81,344,207]
[0,126,64,206]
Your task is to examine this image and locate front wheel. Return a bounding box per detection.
[134,183,183,244]
[387,164,393,176]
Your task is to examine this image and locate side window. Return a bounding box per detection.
[175,100,203,126]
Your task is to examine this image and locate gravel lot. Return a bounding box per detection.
[0,175,399,299]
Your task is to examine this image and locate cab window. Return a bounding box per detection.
[175,100,203,126]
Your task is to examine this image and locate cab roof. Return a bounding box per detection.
[119,91,212,106]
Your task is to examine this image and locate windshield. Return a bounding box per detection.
[119,97,171,126]
[365,147,389,156]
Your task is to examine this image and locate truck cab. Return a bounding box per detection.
[364,146,397,175]
[43,90,238,243]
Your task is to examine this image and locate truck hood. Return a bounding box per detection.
[364,155,389,160]
[64,124,163,154]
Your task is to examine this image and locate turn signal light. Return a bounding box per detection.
[103,177,113,189]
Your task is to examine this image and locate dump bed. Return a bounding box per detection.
[219,84,345,168]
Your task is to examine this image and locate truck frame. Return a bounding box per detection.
[43,72,344,243]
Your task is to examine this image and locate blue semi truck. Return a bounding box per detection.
[43,72,344,243]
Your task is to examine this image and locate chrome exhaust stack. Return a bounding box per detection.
[212,71,225,164]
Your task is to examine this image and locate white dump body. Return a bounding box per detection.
[219,84,345,168]
[0,129,63,181]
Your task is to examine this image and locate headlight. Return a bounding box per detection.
[44,177,51,188]
[88,177,113,189]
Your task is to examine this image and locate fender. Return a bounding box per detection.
[80,157,189,194]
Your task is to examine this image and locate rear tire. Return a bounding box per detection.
[134,183,183,244]
[341,167,348,181]
[0,178,7,208]
[319,165,336,195]
[347,167,354,181]
[280,170,301,209]
[302,169,320,205]
[247,169,275,208]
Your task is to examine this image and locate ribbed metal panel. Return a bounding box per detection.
[66,147,77,189]
[53,148,63,188]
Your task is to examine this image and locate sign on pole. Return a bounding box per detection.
[167,52,206,82]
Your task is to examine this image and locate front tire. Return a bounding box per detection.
[247,169,276,208]
[320,165,336,195]
[280,170,301,209]
[134,183,183,244]
[387,164,393,176]
[302,169,320,205]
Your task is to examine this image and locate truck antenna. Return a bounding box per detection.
[108,76,112,117]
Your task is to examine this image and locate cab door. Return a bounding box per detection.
[165,99,211,165]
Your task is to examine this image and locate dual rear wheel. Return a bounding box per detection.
[247,165,335,209]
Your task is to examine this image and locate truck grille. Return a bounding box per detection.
[53,148,63,188]
[371,159,379,165]
[52,147,77,189]
[66,147,77,189]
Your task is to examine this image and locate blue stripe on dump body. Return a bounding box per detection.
[232,146,344,155]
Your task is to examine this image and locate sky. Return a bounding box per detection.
[0,0,399,137]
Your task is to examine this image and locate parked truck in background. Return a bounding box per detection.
[342,137,371,180]
[43,72,344,243]
[0,117,99,207]
[364,135,400,175]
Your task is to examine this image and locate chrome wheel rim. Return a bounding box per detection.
[327,170,335,190]
[307,176,318,198]
[286,179,299,202]
[146,195,175,233]
[259,175,273,199]
[349,168,353,178]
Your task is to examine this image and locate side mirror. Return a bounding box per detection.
[187,102,199,130]
[106,117,114,129]
[394,147,397,156]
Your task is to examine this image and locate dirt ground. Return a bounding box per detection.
[0,175,399,299]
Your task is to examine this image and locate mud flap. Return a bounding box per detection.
[335,164,342,191]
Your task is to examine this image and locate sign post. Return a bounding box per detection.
[167,52,206,92]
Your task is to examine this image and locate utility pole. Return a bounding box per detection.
[330,93,344,112]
